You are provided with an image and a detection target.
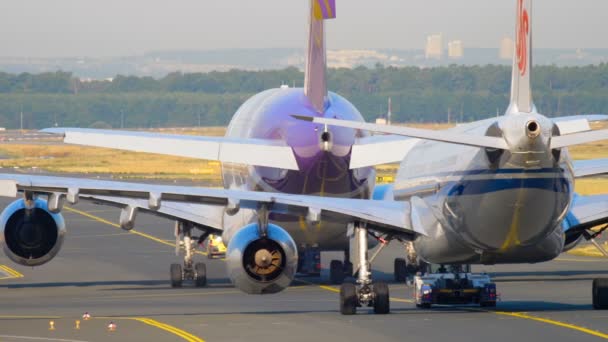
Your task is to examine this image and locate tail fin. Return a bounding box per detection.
[506,0,535,114]
[304,0,336,113]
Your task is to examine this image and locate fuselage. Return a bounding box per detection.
[221,87,375,250]
[391,113,573,265]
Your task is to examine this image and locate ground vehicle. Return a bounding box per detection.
[206,234,226,259]
[413,265,497,308]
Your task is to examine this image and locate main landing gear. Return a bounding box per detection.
[329,250,354,285]
[394,241,428,282]
[339,223,389,315]
[582,225,608,309]
[170,221,208,288]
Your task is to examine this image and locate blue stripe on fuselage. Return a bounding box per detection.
[447,177,570,196]
[414,167,565,180]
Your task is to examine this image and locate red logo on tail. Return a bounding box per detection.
[516,0,529,76]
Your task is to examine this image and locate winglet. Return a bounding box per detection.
[506,0,535,115]
[304,0,335,113]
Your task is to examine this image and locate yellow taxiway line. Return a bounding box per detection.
[318,284,608,338]
[95,316,204,341]
[65,206,608,339]
[494,311,608,339]
[133,317,205,342]
[64,206,208,256]
[0,264,24,280]
[0,315,203,342]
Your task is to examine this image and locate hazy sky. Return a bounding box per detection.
[0,0,606,57]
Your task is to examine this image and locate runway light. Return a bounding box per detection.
[75,320,80,330]
[82,312,91,320]
[49,320,55,331]
[107,321,117,332]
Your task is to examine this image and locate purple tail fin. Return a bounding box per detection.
[304,0,336,113]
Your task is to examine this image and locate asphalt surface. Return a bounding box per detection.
[1,198,608,341]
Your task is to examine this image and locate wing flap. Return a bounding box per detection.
[42,128,299,170]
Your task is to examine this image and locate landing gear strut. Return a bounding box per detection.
[170,221,207,288]
[582,225,608,309]
[339,223,389,315]
[395,241,427,282]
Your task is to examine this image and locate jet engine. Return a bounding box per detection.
[0,198,66,266]
[225,223,297,294]
[563,230,584,252]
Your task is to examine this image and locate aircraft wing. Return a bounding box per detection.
[564,194,608,232]
[41,128,299,170]
[83,195,225,232]
[0,174,420,238]
[573,159,608,178]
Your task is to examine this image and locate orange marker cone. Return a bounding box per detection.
[107,321,117,332]
[49,320,55,331]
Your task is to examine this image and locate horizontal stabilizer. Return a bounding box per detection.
[573,158,608,178]
[351,135,417,169]
[41,128,299,170]
[555,119,590,135]
[550,129,608,149]
[553,115,608,135]
[293,116,509,150]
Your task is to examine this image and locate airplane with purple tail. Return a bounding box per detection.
[0,0,384,295]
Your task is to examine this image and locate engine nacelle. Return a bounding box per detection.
[0,198,66,266]
[563,231,584,253]
[226,223,297,294]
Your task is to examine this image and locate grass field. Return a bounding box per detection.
[1,123,607,256]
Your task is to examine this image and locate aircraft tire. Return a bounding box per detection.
[170,263,182,288]
[195,262,207,287]
[330,260,345,284]
[373,282,390,314]
[593,278,608,309]
[340,283,357,315]
[394,258,407,282]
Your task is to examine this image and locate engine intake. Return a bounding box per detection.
[226,223,297,294]
[0,198,66,266]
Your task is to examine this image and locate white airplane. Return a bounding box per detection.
[1,0,608,315]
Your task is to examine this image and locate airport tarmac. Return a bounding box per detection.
[1,198,608,341]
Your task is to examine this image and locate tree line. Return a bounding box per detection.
[0,63,606,129]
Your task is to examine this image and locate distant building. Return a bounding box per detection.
[448,40,464,59]
[499,37,514,60]
[375,117,388,125]
[375,98,392,125]
[425,34,443,60]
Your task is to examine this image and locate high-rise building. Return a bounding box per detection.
[425,34,443,60]
[448,40,464,58]
[500,37,514,60]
